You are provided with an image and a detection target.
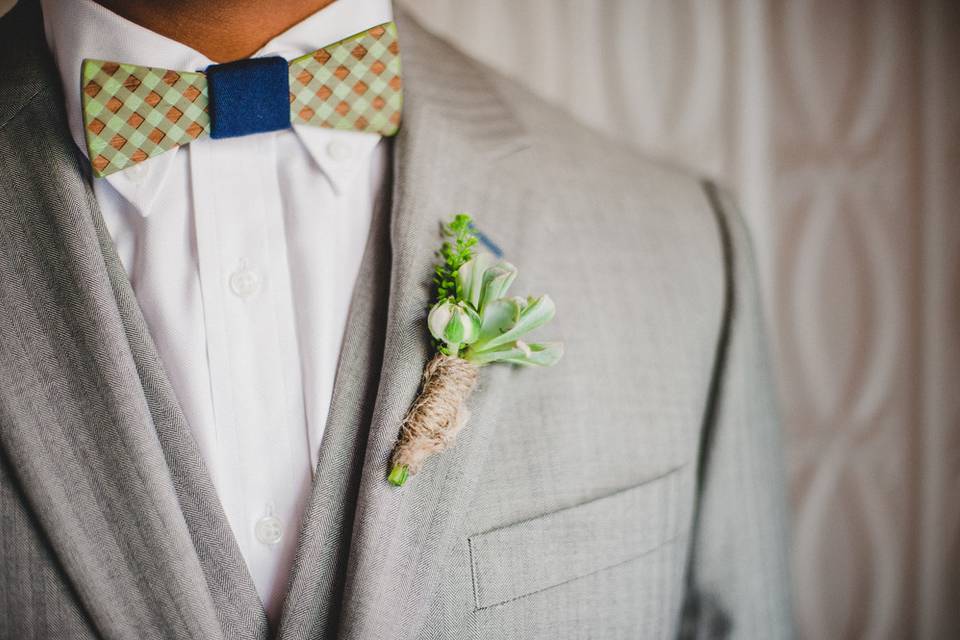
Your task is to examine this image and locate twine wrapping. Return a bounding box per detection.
[390,354,479,480]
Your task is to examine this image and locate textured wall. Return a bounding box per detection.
[396,1,960,638]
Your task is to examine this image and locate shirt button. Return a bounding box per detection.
[229,265,261,298]
[326,139,353,162]
[255,515,283,545]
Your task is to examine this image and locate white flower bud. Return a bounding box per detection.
[428,300,481,351]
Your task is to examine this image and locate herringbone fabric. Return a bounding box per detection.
[81,21,401,177]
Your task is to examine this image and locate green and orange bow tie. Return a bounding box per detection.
[81,22,402,178]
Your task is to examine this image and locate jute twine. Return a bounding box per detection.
[391,353,479,475]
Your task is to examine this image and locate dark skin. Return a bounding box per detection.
[94,0,338,62]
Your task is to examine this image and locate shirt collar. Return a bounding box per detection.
[41,0,393,217]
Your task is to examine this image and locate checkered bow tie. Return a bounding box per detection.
[81,22,401,178]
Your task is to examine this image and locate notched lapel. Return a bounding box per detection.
[326,11,531,640]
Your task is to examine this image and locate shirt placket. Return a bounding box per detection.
[189,133,310,609]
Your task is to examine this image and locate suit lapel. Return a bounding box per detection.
[319,11,529,640]
[274,143,395,640]
[0,4,267,639]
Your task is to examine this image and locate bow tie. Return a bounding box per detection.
[81,22,401,178]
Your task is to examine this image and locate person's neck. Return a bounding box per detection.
[94,0,338,62]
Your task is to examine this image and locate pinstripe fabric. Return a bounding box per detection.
[0,2,791,639]
[0,451,98,640]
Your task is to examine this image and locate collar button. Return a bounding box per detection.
[326,139,353,162]
[126,161,150,184]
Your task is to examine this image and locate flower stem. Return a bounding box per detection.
[388,464,409,487]
[388,354,479,485]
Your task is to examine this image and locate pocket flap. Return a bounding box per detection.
[468,467,686,609]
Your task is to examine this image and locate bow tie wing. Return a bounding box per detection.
[79,21,401,179]
[288,22,402,136]
[81,60,210,177]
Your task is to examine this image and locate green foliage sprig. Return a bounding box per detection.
[433,213,478,304]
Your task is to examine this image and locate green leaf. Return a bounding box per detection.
[443,311,466,344]
[475,297,521,345]
[471,294,556,351]
[460,303,482,344]
[464,341,526,365]
[455,253,495,309]
[464,340,564,366]
[477,261,517,312]
[500,341,564,366]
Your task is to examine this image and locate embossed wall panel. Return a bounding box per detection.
[399,1,960,638]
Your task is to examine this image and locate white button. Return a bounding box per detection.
[126,161,149,184]
[229,265,261,298]
[254,515,283,545]
[326,139,353,162]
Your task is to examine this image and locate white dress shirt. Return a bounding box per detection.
[41,0,393,622]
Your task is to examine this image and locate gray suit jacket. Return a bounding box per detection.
[0,2,792,638]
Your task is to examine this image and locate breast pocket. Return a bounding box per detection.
[467,465,689,611]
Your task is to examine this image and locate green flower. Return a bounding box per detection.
[429,214,563,367]
[428,299,481,355]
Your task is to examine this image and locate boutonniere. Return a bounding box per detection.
[388,214,563,486]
